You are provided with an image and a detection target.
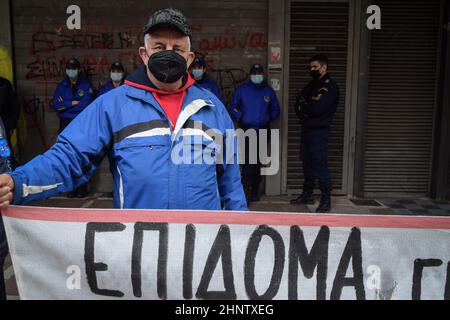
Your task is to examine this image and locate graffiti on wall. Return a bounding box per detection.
[19,21,267,156]
[20,23,144,156]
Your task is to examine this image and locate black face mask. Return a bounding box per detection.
[147,50,187,84]
[310,69,321,80]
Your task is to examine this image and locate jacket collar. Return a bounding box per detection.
[124,65,212,118]
[316,72,331,84]
[63,74,86,87]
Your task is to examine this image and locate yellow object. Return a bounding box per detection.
[0,46,13,81]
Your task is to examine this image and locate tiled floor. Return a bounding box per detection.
[377,198,450,216]
[3,193,450,299]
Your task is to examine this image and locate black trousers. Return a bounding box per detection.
[300,128,332,194]
[241,127,265,197]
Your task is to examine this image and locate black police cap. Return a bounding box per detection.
[110,62,124,71]
[192,56,206,68]
[144,8,192,37]
[66,58,81,69]
[250,63,264,74]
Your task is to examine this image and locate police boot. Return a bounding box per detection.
[316,192,331,213]
[290,191,315,205]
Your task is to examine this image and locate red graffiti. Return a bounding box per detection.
[198,31,267,52]
[26,55,68,81]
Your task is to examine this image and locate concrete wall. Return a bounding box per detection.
[11,0,268,192]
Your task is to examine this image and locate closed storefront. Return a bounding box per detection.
[284,0,446,199]
[362,0,441,197]
[286,0,353,195]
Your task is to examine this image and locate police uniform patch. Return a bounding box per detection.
[325,79,330,84]
[264,96,271,103]
[78,89,85,97]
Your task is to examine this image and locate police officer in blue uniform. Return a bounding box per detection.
[52,58,94,198]
[230,64,280,202]
[189,55,222,101]
[98,62,125,97]
[291,54,339,213]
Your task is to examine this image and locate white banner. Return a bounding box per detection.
[2,206,450,300]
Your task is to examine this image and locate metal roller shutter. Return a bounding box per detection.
[363,0,441,196]
[287,1,349,193]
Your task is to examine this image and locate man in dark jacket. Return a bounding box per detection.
[291,54,339,213]
[0,77,20,157]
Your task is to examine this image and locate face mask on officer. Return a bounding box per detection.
[191,68,204,81]
[66,69,78,79]
[111,72,124,82]
[147,50,187,84]
[310,69,321,81]
[251,74,264,85]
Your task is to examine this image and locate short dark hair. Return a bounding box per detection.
[309,54,328,66]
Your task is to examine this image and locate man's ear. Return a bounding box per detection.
[186,51,196,69]
[139,47,149,65]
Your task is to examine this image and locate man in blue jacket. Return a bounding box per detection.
[189,55,222,101]
[52,58,94,198]
[0,8,247,211]
[98,62,125,97]
[290,54,339,213]
[53,58,94,132]
[229,64,280,202]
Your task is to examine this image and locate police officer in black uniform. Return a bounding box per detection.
[290,54,339,213]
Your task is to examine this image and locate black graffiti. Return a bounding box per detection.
[131,222,168,299]
[195,225,236,300]
[244,225,285,300]
[209,68,248,105]
[330,227,366,300]
[23,95,46,116]
[84,222,126,297]
[288,226,330,300]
